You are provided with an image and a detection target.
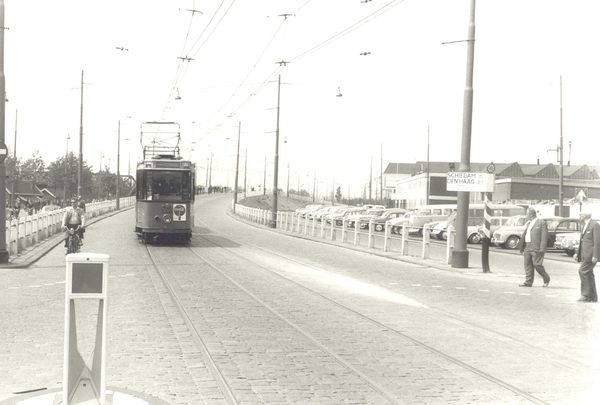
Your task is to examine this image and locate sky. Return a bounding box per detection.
[3,0,600,198]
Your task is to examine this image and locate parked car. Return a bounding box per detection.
[432,216,513,243]
[347,208,386,228]
[310,205,343,221]
[295,204,324,218]
[329,207,366,226]
[430,221,481,243]
[554,231,580,257]
[492,216,581,250]
[360,208,408,232]
[389,212,414,234]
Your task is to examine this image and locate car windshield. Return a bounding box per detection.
[545,220,562,230]
[504,216,526,226]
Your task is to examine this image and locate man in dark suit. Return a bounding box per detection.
[518,208,550,287]
[576,211,600,302]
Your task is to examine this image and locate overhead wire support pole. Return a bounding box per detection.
[451,0,476,269]
[233,121,241,213]
[559,75,564,216]
[269,74,282,228]
[0,0,8,263]
[78,70,84,199]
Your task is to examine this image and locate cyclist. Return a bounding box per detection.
[62,197,86,254]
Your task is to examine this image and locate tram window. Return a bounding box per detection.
[139,171,193,201]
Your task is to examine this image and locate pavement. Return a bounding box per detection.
[0,206,170,405]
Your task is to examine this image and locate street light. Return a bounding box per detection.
[233,122,241,213]
[64,134,70,206]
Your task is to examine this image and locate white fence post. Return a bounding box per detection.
[368,219,375,248]
[400,223,409,256]
[422,224,430,259]
[446,225,455,264]
[383,221,391,252]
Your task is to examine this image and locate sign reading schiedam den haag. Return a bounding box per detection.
[446,172,495,192]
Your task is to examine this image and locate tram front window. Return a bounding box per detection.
[140,171,191,201]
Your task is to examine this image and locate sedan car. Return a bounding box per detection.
[554,231,580,257]
[360,208,407,232]
[492,216,581,250]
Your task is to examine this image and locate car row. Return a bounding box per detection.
[293,204,587,255]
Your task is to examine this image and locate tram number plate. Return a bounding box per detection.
[173,204,186,221]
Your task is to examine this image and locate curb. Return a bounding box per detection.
[1,206,134,269]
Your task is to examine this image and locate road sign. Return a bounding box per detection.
[0,141,7,164]
[446,172,495,192]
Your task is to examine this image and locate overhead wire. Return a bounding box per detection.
[203,0,402,136]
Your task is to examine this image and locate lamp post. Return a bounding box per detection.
[233,121,241,213]
[64,134,70,206]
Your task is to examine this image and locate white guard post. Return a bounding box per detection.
[63,253,110,405]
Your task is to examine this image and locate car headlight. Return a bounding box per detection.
[163,215,172,224]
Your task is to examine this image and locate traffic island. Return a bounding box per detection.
[0,387,171,405]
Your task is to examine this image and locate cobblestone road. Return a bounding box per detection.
[1,194,598,404]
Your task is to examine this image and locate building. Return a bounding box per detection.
[384,161,600,211]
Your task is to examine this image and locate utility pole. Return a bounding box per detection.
[116,120,121,210]
[426,125,430,205]
[0,0,8,263]
[269,74,282,228]
[64,134,70,206]
[78,70,84,198]
[451,0,476,269]
[369,157,373,202]
[558,75,564,216]
[243,148,247,199]
[10,109,16,208]
[233,121,241,213]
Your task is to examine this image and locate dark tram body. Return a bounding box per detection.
[135,122,195,243]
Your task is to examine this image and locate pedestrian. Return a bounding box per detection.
[575,211,600,302]
[518,207,550,287]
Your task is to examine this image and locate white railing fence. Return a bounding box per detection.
[4,196,136,258]
[232,204,457,264]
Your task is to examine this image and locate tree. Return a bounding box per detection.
[20,151,48,185]
[4,154,19,179]
[46,152,94,203]
[335,186,342,202]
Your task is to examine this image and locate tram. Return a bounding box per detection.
[135,122,195,243]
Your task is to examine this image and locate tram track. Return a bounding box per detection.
[143,222,560,405]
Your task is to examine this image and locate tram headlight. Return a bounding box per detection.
[163,215,173,224]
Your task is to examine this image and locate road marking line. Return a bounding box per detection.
[432,286,442,288]
[455,287,466,290]
[479,289,490,292]
[504,292,515,294]
[411,284,421,287]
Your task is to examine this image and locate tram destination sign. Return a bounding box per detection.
[446,172,495,192]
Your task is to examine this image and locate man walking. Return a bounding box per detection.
[518,208,550,287]
[576,211,600,302]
